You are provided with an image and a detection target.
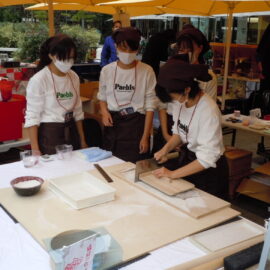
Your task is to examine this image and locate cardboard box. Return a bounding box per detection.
[224,146,253,198]
[80,81,99,100]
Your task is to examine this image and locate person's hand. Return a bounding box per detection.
[153,167,173,178]
[32,149,41,156]
[80,140,88,149]
[139,136,149,154]
[102,111,113,126]
[154,148,168,164]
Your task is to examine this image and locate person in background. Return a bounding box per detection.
[256,24,270,93]
[153,26,217,153]
[153,57,228,199]
[100,20,122,68]
[98,27,156,163]
[25,34,87,155]
[142,29,176,77]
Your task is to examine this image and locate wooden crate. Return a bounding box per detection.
[224,146,253,198]
[80,81,99,99]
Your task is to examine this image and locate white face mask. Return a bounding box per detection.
[54,58,74,73]
[118,51,137,65]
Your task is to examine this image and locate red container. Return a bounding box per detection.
[0,94,26,142]
[264,115,270,120]
[0,80,15,102]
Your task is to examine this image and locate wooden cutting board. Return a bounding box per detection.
[139,171,195,196]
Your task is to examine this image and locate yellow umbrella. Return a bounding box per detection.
[0,0,118,36]
[99,0,270,110]
[27,0,270,109]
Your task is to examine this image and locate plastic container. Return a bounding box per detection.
[0,80,15,102]
[0,94,26,142]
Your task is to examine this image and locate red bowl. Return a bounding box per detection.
[264,115,270,120]
[10,176,44,196]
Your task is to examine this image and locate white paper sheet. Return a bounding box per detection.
[120,238,207,270]
[0,207,51,270]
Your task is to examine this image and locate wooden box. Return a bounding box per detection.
[224,146,253,198]
[225,146,252,177]
[80,81,99,100]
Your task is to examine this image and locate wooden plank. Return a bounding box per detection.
[237,178,270,203]
[112,163,231,219]
[254,162,270,176]
[139,171,194,196]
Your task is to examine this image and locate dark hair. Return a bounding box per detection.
[155,81,200,103]
[113,20,122,27]
[37,34,77,71]
[112,27,141,51]
[176,28,210,64]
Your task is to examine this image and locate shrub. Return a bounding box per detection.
[60,25,100,63]
[14,23,48,62]
[0,22,22,48]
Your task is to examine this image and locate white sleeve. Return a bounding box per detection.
[199,70,217,101]
[195,109,223,168]
[97,68,107,101]
[157,100,167,111]
[73,74,84,121]
[144,67,157,111]
[24,78,45,128]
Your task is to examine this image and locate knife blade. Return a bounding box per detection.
[135,152,179,182]
[94,164,114,183]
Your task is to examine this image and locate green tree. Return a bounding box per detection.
[15,23,49,62]
[61,24,100,62]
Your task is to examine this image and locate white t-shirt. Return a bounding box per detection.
[157,69,217,116]
[198,69,217,101]
[172,94,224,169]
[97,61,157,113]
[25,66,83,128]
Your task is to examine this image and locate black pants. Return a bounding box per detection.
[38,119,81,155]
[164,145,229,200]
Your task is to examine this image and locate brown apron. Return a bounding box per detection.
[103,111,148,163]
[164,144,229,200]
[38,119,81,155]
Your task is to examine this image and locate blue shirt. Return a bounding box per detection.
[100,36,118,67]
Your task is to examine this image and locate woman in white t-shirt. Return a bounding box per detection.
[98,27,156,163]
[25,34,87,155]
[154,27,217,153]
[153,57,228,199]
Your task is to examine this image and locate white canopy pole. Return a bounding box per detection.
[221,3,234,111]
[47,0,55,36]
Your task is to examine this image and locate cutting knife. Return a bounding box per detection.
[135,152,179,182]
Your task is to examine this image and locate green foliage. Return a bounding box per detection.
[0,23,22,48]
[32,11,48,23]
[0,6,26,22]
[60,25,100,63]
[15,23,49,62]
